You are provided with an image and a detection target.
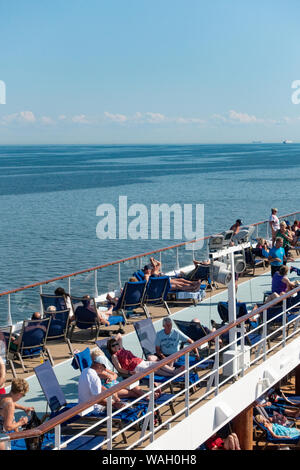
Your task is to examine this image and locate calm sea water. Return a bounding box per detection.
[1,143,300,323]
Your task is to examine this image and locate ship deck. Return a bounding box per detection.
[6,253,300,450]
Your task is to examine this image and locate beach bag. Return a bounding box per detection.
[24,411,44,450]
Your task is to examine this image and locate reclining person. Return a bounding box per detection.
[255,414,300,441]
[107,333,185,378]
[72,295,124,332]
[78,355,125,412]
[90,349,156,400]
[154,317,200,363]
[146,257,202,292]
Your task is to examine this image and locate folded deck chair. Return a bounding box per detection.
[112,280,148,319]
[142,276,171,316]
[12,318,53,373]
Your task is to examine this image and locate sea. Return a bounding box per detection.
[1,143,300,324]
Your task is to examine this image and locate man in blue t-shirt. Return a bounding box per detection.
[268,237,286,277]
[155,317,200,363]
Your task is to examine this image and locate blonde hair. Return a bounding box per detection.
[11,378,29,395]
[91,348,105,361]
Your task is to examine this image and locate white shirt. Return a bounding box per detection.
[269,214,280,231]
[78,367,105,412]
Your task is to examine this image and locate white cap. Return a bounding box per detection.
[93,355,108,367]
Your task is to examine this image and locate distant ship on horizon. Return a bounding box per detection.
[283,139,293,144]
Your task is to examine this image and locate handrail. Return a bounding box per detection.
[1,210,299,298]
[7,283,300,442]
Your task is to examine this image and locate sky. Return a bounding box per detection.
[1,0,300,144]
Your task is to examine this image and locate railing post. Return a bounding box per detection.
[54,424,61,450]
[282,299,287,346]
[0,434,10,450]
[184,352,190,417]
[94,270,98,298]
[39,285,43,316]
[263,309,267,361]
[149,372,155,443]
[176,247,179,270]
[7,294,12,326]
[107,396,113,450]
[214,338,220,396]
[240,322,245,377]
[118,264,122,290]
[68,276,71,295]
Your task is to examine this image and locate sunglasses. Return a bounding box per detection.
[111,343,119,347]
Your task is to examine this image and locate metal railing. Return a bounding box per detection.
[1,210,300,327]
[3,284,300,450]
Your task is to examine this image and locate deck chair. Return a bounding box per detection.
[142,276,171,317]
[134,318,211,368]
[12,318,53,373]
[95,339,177,418]
[244,247,266,276]
[69,296,124,342]
[217,301,248,324]
[34,360,148,441]
[0,325,16,377]
[44,309,73,354]
[40,293,68,313]
[112,280,148,319]
[253,415,300,449]
[183,264,215,289]
[11,433,105,451]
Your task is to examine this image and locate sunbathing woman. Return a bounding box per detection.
[149,257,202,292]
[108,334,185,378]
[255,414,300,441]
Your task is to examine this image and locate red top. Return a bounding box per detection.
[0,388,5,395]
[115,348,142,372]
[205,436,224,450]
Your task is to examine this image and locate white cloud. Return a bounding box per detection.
[145,112,166,123]
[58,114,67,120]
[104,112,128,123]
[71,114,90,124]
[228,110,259,123]
[1,110,36,124]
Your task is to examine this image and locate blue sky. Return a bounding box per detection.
[1,0,300,143]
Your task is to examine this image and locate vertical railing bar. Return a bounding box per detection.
[241,322,245,377]
[7,294,12,326]
[215,338,220,396]
[283,299,287,347]
[39,285,43,316]
[118,264,122,290]
[68,276,71,295]
[263,309,267,361]
[184,352,190,417]
[94,270,98,298]
[150,372,155,443]
[107,396,113,450]
[54,424,61,450]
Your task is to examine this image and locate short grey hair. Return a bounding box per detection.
[162,317,172,326]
